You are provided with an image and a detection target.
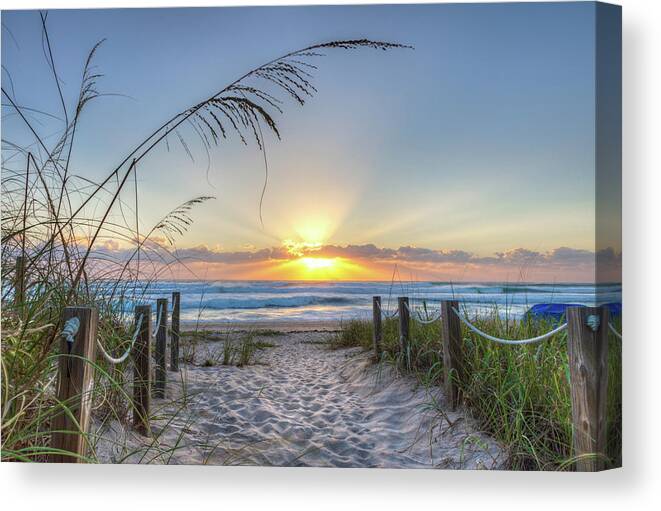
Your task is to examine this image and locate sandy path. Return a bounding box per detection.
[95,331,505,469]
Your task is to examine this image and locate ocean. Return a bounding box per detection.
[129,281,622,325]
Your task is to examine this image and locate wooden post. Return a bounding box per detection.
[14,255,25,306]
[170,292,180,371]
[50,306,98,463]
[567,305,609,471]
[133,305,152,435]
[153,298,168,398]
[441,300,464,410]
[372,296,382,361]
[398,297,410,369]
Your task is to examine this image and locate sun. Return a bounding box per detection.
[265,255,367,280]
[292,256,349,279]
[300,257,335,270]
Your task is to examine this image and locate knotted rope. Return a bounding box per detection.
[60,317,80,353]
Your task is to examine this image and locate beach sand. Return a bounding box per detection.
[180,320,343,333]
[94,327,506,468]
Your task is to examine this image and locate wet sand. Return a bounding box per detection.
[180,320,342,333]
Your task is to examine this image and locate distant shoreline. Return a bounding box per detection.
[180,319,343,333]
[110,278,621,285]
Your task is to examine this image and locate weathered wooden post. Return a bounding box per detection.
[170,291,180,372]
[567,305,609,471]
[153,298,168,398]
[133,305,152,435]
[398,297,410,369]
[50,306,98,462]
[372,296,382,361]
[14,255,25,307]
[441,300,464,410]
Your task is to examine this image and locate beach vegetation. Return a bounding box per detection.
[333,309,622,470]
[1,13,406,463]
[254,329,285,337]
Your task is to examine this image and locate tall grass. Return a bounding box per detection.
[1,13,407,462]
[186,330,272,367]
[331,309,622,470]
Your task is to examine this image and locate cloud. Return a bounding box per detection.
[491,248,542,264]
[173,245,284,264]
[311,244,396,260]
[100,239,121,251]
[95,240,616,269]
[546,246,594,264]
[395,246,473,263]
[86,239,621,282]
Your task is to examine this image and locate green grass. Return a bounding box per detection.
[221,335,235,366]
[1,300,200,463]
[253,340,276,349]
[331,311,622,471]
[329,320,373,350]
[206,332,273,367]
[253,329,285,337]
[236,334,257,367]
[180,329,273,368]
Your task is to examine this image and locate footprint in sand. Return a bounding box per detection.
[100,331,506,469]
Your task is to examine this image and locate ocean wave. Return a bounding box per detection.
[500,285,570,294]
[189,295,358,310]
[102,280,620,322]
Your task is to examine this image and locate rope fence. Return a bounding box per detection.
[374,298,399,318]
[451,306,568,345]
[49,277,622,471]
[51,289,182,463]
[151,305,163,338]
[412,312,442,325]
[403,301,442,324]
[373,295,619,345]
[370,294,621,472]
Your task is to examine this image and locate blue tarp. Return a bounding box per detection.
[526,303,622,320]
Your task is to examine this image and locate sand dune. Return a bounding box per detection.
[95,331,505,468]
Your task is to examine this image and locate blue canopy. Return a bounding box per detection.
[526,303,622,320]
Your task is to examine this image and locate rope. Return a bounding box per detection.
[96,314,144,365]
[586,314,601,332]
[412,312,442,324]
[60,317,80,350]
[451,306,567,345]
[152,305,163,338]
[608,322,622,340]
[402,301,442,324]
[170,293,179,312]
[375,300,398,318]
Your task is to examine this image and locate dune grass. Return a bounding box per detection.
[2,14,407,463]
[184,328,275,368]
[331,310,622,471]
[219,332,260,367]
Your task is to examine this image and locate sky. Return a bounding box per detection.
[1,3,621,282]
